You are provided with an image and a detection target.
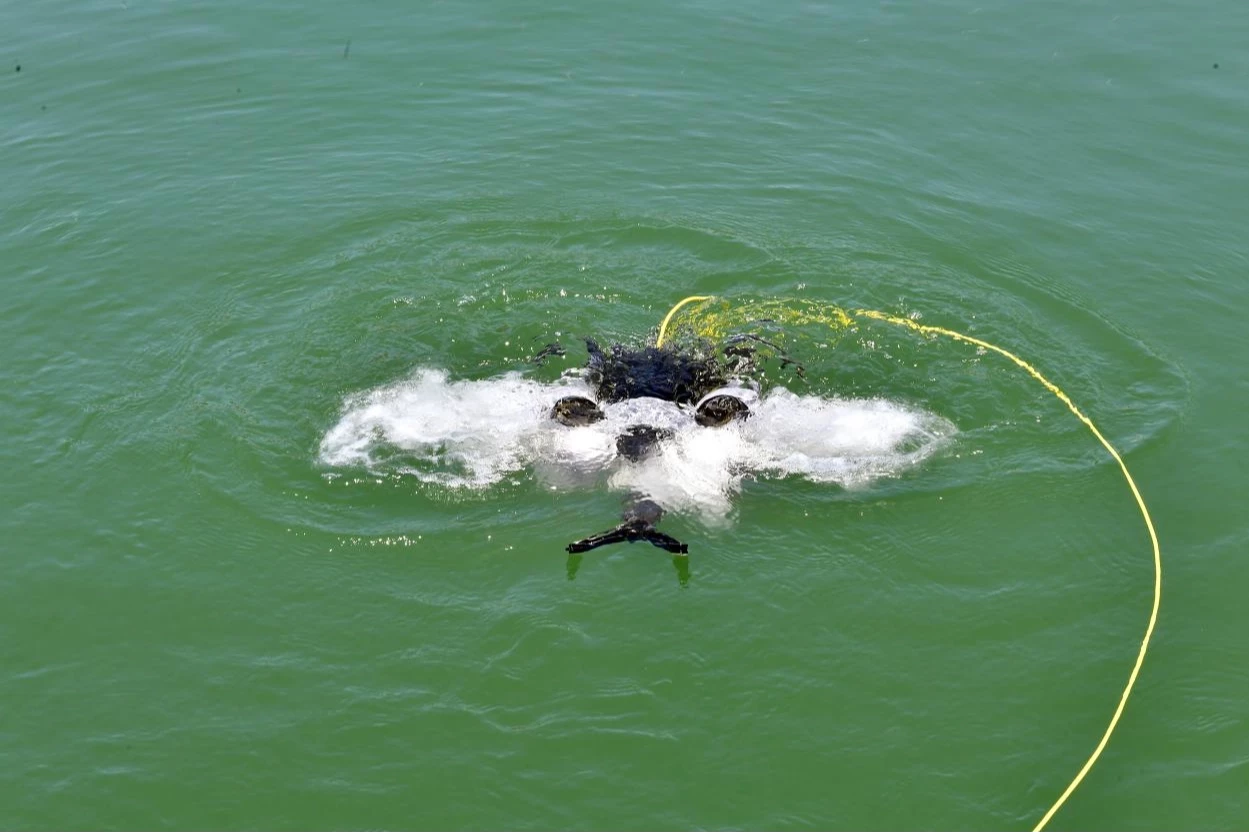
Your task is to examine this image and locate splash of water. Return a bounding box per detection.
[319,368,956,518]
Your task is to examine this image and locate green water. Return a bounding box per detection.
[3,1,1247,829]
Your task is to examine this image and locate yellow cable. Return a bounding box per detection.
[656,296,1162,832]
[655,295,714,347]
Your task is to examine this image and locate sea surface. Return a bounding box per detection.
[3,0,1247,829]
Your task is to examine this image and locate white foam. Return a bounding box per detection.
[319,368,957,517]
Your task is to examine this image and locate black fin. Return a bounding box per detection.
[566,521,688,554]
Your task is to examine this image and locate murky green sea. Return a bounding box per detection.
[3,1,1247,829]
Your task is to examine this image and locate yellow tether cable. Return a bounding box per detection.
[655,295,715,348]
[656,296,1162,832]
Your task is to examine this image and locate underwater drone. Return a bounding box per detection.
[553,337,757,555]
